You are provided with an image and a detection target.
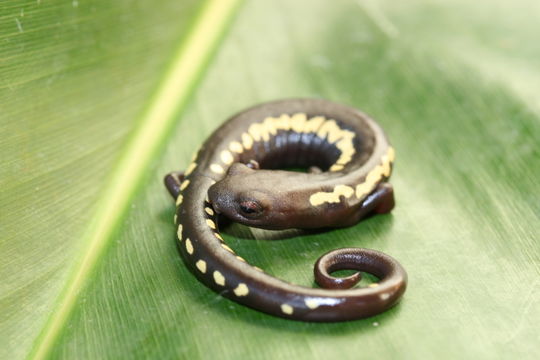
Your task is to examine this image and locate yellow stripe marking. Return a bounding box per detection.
[303,115,325,133]
[290,113,307,132]
[205,207,214,216]
[263,117,278,136]
[214,233,224,241]
[273,114,291,131]
[309,184,355,206]
[388,147,395,162]
[381,156,391,177]
[355,181,373,199]
[234,114,357,170]
[355,147,395,199]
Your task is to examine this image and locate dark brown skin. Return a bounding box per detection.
[165,98,407,322]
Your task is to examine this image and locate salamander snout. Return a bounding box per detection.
[208,175,273,227]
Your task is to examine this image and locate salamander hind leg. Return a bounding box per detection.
[164,171,185,199]
[371,182,395,215]
[340,183,395,227]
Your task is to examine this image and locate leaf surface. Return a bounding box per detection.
[1,0,539,359]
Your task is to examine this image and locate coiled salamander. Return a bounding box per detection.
[165,99,407,322]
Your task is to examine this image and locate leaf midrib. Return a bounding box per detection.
[27,0,243,358]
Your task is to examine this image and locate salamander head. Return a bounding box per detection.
[208,163,305,230]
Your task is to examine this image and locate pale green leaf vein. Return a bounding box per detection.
[28,0,243,358]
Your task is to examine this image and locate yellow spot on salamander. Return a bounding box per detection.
[236,256,246,262]
[309,185,355,206]
[214,233,224,241]
[281,304,293,315]
[221,243,234,253]
[185,238,194,255]
[355,181,373,199]
[381,157,391,177]
[177,224,183,241]
[241,132,253,149]
[263,117,278,136]
[329,164,344,172]
[248,122,270,142]
[176,194,183,205]
[305,299,320,309]
[366,165,383,184]
[196,260,207,273]
[317,119,342,143]
[213,271,225,286]
[210,163,224,174]
[272,114,291,131]
[233,283,249,296]
[206,219,216,229]
[185,162,197,176]
[180,179,190,191]
[174,214,178,225]
[333,131,356,166]
[368,283,379,288]
[229,141,243,153]
[231,114,358,172]
[220,150,234,165]
[205,207,214,216]
[355,147,396,199]
[290,113,307,133]
[303,115,325,133]
[388,146,395,162]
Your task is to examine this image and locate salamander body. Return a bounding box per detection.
[165,98,407,322]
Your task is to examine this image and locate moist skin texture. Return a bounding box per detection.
[165,98,407,322]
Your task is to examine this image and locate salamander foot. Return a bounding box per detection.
[164,171,185,199]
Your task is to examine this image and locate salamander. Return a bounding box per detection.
[164,98,407,322]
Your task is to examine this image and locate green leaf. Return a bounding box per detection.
[2,0,539,359]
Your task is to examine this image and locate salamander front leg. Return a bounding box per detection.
[164,171,185,199]
[369,182,395,215]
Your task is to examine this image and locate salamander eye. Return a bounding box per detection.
[238,200,263,218]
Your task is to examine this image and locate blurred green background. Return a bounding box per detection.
[1,0,538,359]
